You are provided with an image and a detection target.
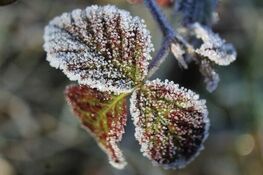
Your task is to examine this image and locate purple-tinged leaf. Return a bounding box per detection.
[44,5,154,94]
[65,85,128,169]
[130,79,209,169]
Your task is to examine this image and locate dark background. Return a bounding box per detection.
[0,0,263,175]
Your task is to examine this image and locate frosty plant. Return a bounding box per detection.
[43,0,236,170]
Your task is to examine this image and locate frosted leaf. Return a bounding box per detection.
[199,60,220,92]
[191,23,236,66]
[175,0,217,26]
[44,5,154,94]
[65,85,128,169]
[130,79,209,169]
[171,42,187,69]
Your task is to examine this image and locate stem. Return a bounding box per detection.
[144,0,191,74]
[147,36,172,77]
[144,0,174,35]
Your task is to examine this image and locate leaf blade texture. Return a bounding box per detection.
[65,85,128,169]
[130,79,209,169]
[44,5,154,93]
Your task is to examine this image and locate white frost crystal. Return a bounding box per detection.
[191,22,237,66]
[44,5,154,94]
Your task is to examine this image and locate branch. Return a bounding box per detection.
[147,36,171,77]
[144,0,192,74]
[144,0,174,35]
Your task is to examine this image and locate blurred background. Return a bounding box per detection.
[0,0,263,175]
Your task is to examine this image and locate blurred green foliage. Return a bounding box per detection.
[0,0,263,175]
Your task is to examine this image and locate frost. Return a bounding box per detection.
[44,5,154,94]
[65,85,128,169]
[130,79,209,169]
[191,22,237,66]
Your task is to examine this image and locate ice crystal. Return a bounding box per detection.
[191,23,237,66]
[130,79,209,169]
[65,85,128,169]
[44,5,154,94]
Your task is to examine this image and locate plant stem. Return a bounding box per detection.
[144,0,174,36]
[147,36,172,77]
[144,0,190,75]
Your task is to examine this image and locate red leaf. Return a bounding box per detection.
[65,85,128,169]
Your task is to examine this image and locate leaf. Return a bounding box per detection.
[65,85,128,169]
[191,22,237,66]
[130,79,209,169]
[175,0,217,26]
[0,0,17,6]
[170,42,187,69]
[199,59,220,92]
[44,5,154,94]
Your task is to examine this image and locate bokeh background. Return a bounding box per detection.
[0,0,263,175]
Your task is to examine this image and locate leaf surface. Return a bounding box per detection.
[130,79,209,169]
[44,5,153,94]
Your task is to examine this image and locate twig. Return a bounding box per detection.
[144,0,174,35]
[144,0,193,75]
[147,36,171,77]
